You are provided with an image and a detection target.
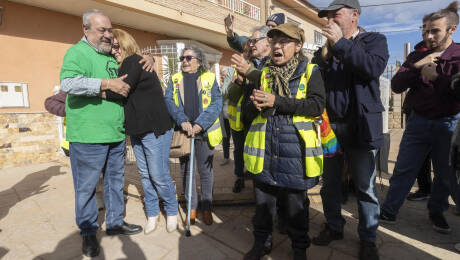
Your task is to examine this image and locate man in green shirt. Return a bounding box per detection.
[60,9,142,257]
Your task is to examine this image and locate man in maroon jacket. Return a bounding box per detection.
[404,19,433,202]
[381,2,460,234]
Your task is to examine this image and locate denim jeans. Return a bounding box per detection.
[231,129,245,178]
[180,139,214,210]
[130,129,178,217]
[382,112,460,216]
[69,141,126,235]
[320,123,380,243]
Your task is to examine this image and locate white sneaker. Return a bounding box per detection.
[166,215,178,233]
[144,216,159,234]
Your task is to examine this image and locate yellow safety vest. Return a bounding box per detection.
[60,117,69,151]
[171,72,222,147]
[227,95,244,131]
[243,64,323,177]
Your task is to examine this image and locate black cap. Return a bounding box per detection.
[318,0,361,18]
[266,13,285,26]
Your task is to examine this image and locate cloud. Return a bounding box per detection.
[307,0,459,63]
[363,19,422,33]
[309,0,456,30]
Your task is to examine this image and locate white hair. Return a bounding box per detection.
[251,25,271,38]
[82,9,106,28]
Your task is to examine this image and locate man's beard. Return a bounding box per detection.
[96,41,112,54]
[87,36,112,54]
[428,33,450,50]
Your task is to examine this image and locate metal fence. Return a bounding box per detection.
[142,45,180,90]
[208,0,260,21]
[383,62,400,80]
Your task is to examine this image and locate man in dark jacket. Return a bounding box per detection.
[380,2,460,235]
[310,1,389,260]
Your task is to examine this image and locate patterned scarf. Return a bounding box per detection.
[266,53,301,97]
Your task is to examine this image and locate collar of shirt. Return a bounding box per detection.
[252,56,268,70]
[350,30,359,40]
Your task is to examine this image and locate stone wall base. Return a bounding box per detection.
[0,113,66,169]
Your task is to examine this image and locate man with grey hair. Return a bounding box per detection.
[230,25,271,85]
[60,9,144,257]
[228,25,272,195]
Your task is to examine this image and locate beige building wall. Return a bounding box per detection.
[0,0,237,168]
[0,0,236,114]
[143,0,261,33]
[0,0,328,168]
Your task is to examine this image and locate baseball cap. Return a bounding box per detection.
[318,0,361,18]
[267,22,305,43]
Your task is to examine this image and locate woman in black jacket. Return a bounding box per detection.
[108,29,178,234]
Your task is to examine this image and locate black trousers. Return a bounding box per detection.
[416,153,432,194]
[222,118,231,159]
[252,181,310,250]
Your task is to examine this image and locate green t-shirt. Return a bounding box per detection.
[60,41,125,143]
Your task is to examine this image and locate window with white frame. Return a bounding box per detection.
[287,17,301,27]
[0,82,29,108]
[314,30,324,46]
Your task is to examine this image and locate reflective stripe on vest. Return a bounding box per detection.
[228,95,244,131]
[171,72,222,147]
[243,64,323,177]
[60,117,69,151]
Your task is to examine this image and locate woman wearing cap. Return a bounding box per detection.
[164,46,223,226]
[243,22,325,260]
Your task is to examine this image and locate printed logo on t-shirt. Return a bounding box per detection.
[106,60,119,78]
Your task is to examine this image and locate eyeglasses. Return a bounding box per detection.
[248,37,266,45]
[179,55,199,62]
[269,37,298,46]
[112,44,120,50]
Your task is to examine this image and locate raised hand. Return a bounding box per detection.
[322,21,343,45]
[231,53,251,76]
[224,14,235,38]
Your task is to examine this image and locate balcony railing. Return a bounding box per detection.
[208,0,260,21]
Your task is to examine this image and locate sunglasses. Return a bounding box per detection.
[179,55,199,62]
[248,37,266,45]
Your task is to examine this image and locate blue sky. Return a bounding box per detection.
[308,0,460,65]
